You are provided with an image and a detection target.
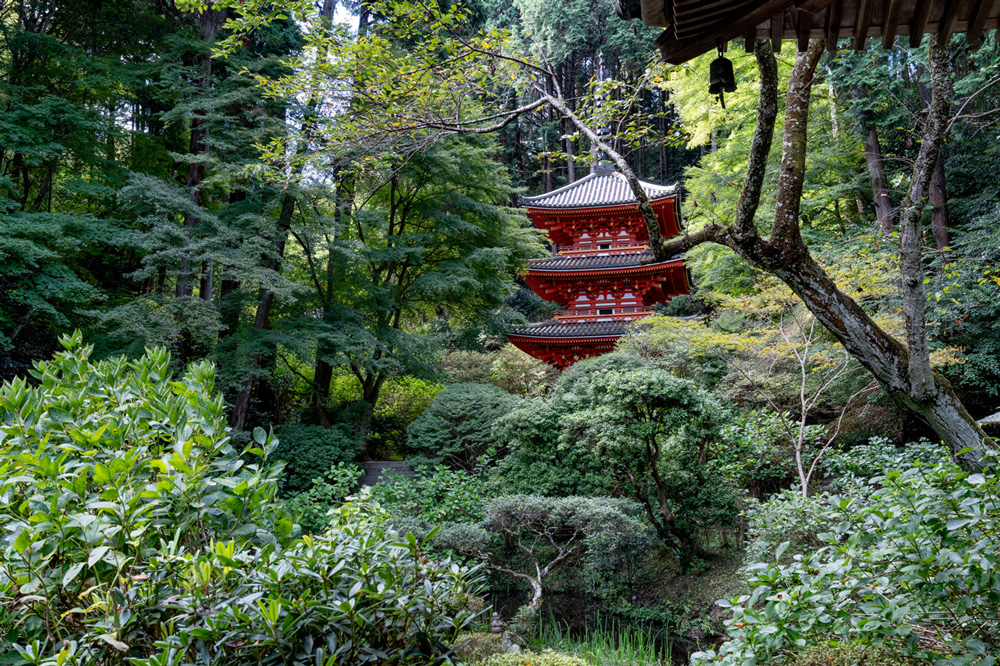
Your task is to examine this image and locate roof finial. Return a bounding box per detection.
[591,51,612,175]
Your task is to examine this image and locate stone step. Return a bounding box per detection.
[360,461,415,486]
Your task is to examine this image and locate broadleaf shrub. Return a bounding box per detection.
[0,334,481,665]
[372,465,485,524]
[283,461,363,533]
[694,452,1000,665]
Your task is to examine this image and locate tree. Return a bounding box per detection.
[198,0,996,468]
[566,367,737,565]
[274,135,542,443]
[461,495,648,611]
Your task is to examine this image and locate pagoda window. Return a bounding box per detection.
[598,308,613,315]
[599,243,611,250]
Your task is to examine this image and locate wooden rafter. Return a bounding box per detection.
[882,0,905,46]
[639,0,1000,63]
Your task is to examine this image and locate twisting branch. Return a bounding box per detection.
[898,39,952,400]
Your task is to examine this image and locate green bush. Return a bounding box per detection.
[741,490,833,568]
[407,383,520,470]
[454,632,505,663]
[789,642,921,666]
[488,344,557,397]
[372,465,485,523]
[440,350,496,384]
[272,423,361,493]
[820,437,949,488]
[0,334,481,665]
[717,410,808,498]
[484,650,589,666]
[282,461,363,533]
[479,496,652,613]
[693,455,1000,665]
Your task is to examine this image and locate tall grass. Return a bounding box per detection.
[532,611,672,666]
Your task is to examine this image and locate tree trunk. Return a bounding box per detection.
[175,8,222,299]
[863,126,893,232]
[230,193,295,430]
[651,40,994,470]
[929,153,949,251]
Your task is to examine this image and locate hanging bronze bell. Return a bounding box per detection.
[708,56,736,96]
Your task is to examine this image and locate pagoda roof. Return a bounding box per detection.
[527,251,683,272]
[520,170,678,210]
[510,319,629,339]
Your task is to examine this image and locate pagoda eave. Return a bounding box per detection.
[507,334,620,370]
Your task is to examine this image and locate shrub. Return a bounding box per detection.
[131,498,483,666]
[489,344,557,397]
[484,650,589,666]
[789,642,921,666]
[717,410,809,498]
[0,335,481,665]
[566,368,738,566]
[455,632,505,664]
[475,496,651,612]
[741,490,834,568]
[440,350,496,384]
[693,456,1000,665]
[489,396,619,498]
[820,437,949,488]
[372,465,486,523]
[282,461,363,533]
[407,383,520,470]
[272,423,361,493]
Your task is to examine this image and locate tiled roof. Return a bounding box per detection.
[510,320,629,338]
[527,251,684,272]
[520,169,678,209]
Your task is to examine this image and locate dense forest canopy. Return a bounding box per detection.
[3,0,1000,663]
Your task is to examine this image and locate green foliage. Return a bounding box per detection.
[567,366,738,563]
[407,383,520,470]
[789,642,920,666]
[272,423,362,493]
[128,498,482,666]
[370,376,445,459]
[480,495,651,609]
[484,649,589,666]
[489,344,557,398]
[282,461,363,534]
[489,353,646,498]
[716,411,810,497]
[0,334,293,658]
[439,350,496,384]
[741,490,833,569]
[0,335,481,664]
[508,605,541,641]
[820,437,949,489]
[372,465,485,524]
[455,632,505,664]
[533,616,672,666]
[695,455,1000,665]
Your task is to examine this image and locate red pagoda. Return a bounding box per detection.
[508,165,691,369]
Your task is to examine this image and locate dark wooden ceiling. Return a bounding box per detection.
[631,0,1000,63]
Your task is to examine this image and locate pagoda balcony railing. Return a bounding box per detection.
[554,306,655,322]
[556,244,648,257]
